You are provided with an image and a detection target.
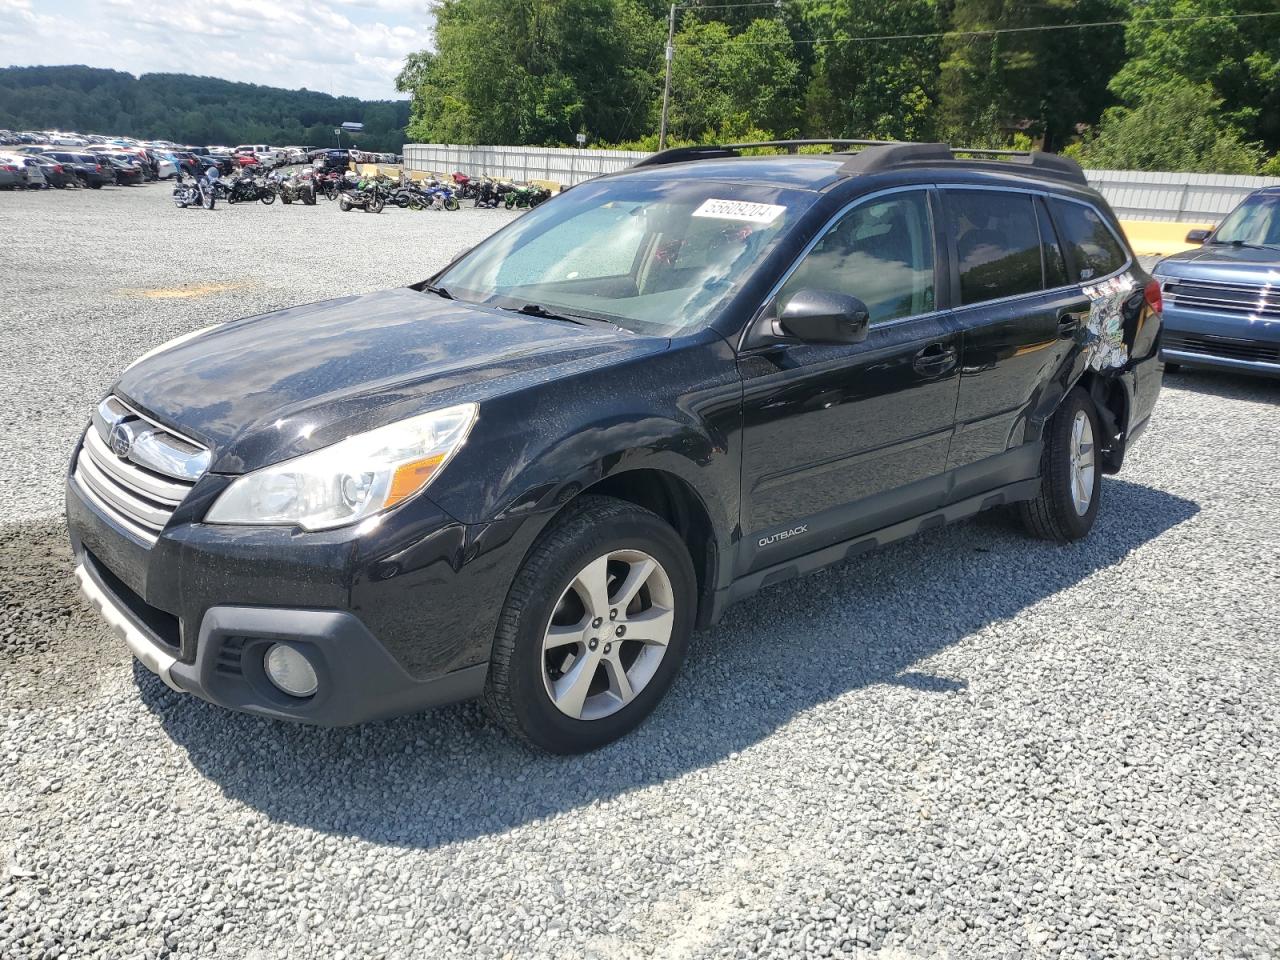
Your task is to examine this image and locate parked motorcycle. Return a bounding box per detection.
[273,171,316,205]
[172,173,215,210]
[504,182,551,209]
[219,174,274,204]
[423,181,460,211]
[338,176,387,213]
[473,177,506,209]
[451,171,477,200]
[314,170,343,201]
[389,182,429,211]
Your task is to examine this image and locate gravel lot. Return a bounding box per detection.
[2,181,1279,960]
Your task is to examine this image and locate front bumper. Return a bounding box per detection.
[1158,303,1280,378]
[65,456,527,725]
[73,554,486,724]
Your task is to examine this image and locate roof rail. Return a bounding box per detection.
[630,139,897,168]
[629,138,1087,186]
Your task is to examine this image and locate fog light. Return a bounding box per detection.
[264,643,319,698]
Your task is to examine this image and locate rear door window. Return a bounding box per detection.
[1049,199,1127,281]
[1036,198,1069,288]
[947,190,1043,305]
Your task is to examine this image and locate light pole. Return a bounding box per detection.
[658,3,676,151]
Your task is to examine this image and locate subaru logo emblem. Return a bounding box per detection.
[108,422,133,458]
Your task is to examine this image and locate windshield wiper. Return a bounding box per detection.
[420,282,454,300]
[504,303,591,326]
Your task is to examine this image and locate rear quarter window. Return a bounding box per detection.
[1050,199,1127,281]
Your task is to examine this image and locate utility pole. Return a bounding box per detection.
[658,3,676,151]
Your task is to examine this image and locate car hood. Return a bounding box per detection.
[1155,243,1280,283]
[116,287,665,473]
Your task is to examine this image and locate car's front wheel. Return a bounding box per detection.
[484,497,695,753]
[1018,388,1101,542]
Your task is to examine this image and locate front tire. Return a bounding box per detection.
[484,497,695,754]
[1018,388,1101,543]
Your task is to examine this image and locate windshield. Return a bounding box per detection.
[436,177,815,335]
[1211,193,1280,247]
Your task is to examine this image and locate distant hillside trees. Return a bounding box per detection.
[0,66,410,152]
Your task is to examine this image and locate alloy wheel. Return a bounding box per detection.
[1069,409,1096,516]
[541,549,675,721]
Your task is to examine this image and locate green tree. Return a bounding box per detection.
[939,0,1127,149]
[402,0,659,145]
[666,17,801,141]
[800,0,943,142]
[1069,83,1264,173]
[0,66,410,151]
[1109,0,1280,151]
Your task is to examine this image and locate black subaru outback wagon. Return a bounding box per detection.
[67,141,1164,753]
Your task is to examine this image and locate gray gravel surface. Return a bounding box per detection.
[0,182,519,524]
[2,183,1279,959]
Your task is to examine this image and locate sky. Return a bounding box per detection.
[0,0,433,100]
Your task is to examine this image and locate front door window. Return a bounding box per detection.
[776,191,936,324]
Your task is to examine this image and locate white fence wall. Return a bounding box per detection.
[1084,169,1280,222]
[404,143,1280,222]
[403,144,644,186]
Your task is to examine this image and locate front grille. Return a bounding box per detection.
[1164,332,1280,365]
[1162,277,1280,320]
[73,396,210,542]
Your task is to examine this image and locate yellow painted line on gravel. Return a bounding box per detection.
[114,282,253,300]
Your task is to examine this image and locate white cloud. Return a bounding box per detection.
[0,0,435,99]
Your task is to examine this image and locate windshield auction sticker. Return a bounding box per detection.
[692,199,786,224]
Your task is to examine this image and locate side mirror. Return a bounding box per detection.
[1185,228,1210,245]
[777,289,870,345]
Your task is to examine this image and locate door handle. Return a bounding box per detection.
[913,342,957,375]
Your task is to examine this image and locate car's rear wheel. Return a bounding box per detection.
[1018,388,1101,542]
[484,496,695,754]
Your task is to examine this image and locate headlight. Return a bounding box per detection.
[205,403,477,530]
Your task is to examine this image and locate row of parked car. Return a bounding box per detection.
[0,129,363,191]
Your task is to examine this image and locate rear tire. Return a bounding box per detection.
[1018,388,1101,543]
[483,496,695,754]
[1163,361,1182,373]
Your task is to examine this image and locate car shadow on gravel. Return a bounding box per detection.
[137,477,1198,849]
